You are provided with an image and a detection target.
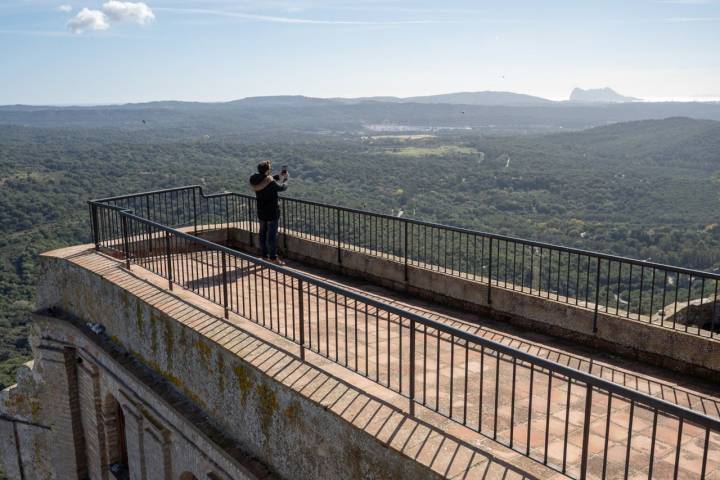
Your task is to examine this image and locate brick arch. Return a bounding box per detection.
[179,473,199,480]
[102,393,128,468]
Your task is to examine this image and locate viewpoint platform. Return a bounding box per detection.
[1,186,718,480]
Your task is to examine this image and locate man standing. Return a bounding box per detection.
[249,161,288,264]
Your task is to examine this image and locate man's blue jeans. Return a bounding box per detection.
[259,219,279,259]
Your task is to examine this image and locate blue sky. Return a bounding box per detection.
[1,0,719,105]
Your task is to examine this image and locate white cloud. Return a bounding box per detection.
[67,8,110,34]
[66,2,154,34]
[102,1,155,25]
[56,4,72,13]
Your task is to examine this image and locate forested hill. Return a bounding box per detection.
[496,117,720,172]
[542,117,720,164]
[1,115,719,389]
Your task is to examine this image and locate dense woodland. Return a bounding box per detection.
[1,103,719,388]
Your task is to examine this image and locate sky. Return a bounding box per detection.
[1,0,719,105]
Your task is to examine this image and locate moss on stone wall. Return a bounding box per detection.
[232,364,253,405]
[135,301,144,333]
[194,340,212,368]
[129,347,207,410]
[216,352,225,394]
[283,400,301,427]
[255,383,277,441]
[164,319,175,369]
[149,312,159,355]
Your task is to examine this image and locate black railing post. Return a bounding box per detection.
[487,237,493,305]
[247,196,254,247]
[90,203,100,250]
[164,231,173,291]
[121,214,131,269]
[579,384,593,480]
[145,196,153,254]
[336,208,342,265]
[409,316,416,416]
[192,189,198,234]
[404,221,409,282]
[282,200,288,252]
[225,194,230,231]
[593,256,601,333]
[298,279,305,361]
[221,251,229,319]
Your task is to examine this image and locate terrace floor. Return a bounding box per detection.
[62,244,720,479]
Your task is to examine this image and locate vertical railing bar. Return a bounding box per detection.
[409,317,416,416]
[647,409,658,479]
[404,221,409,282]
[510,357,517,447]
[699,428,710,480]
[336,207,342,265]
[579,384,593,480]
[544,372,552,465]
[623,401,635,480]
[165,231,173,291]
[488,237,493,305]
[593,256,601,332]
[298,278,305,361]
[90,203,100,250]
[121,214,131,269]
[221,251,229,319]
[526,364,534,456]
[562,377,571,473]
[672,417,684,480]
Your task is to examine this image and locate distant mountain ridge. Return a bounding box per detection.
[225,91,556,107]
[3,92,720,135]
[4,88,704,112]
[570,87,640,103]
[346,91,555,106]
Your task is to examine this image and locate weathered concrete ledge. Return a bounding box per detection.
[19,246,553,480]
[227,228,719,381]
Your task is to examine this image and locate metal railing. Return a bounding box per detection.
[88,187,720,479]
[91,186,720,339]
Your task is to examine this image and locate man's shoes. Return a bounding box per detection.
[269,257,286,266]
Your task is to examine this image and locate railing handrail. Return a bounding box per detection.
[91,185,202,203]
[91,186,720,280]
[112,207,720,431]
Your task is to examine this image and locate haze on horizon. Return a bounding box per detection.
[1,0,720,105]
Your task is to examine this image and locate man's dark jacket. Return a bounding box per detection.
[249,173,287,221]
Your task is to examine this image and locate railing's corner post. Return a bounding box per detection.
[409,316,416,416]
[336,207,342,265]
[298,278,305,361]
[225,194,230,232]
[121,213,130,269]
[404,221,409,282]
[145,195,151,220]
[247,197,254,247]
[221,251,229,319]
[192,188,198,234]
[282,200,289,252]
[593,256,601,333]
[487,237,493,305]
[579,384,593,480]
[90,203,100,251]
[164,231,173,291]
